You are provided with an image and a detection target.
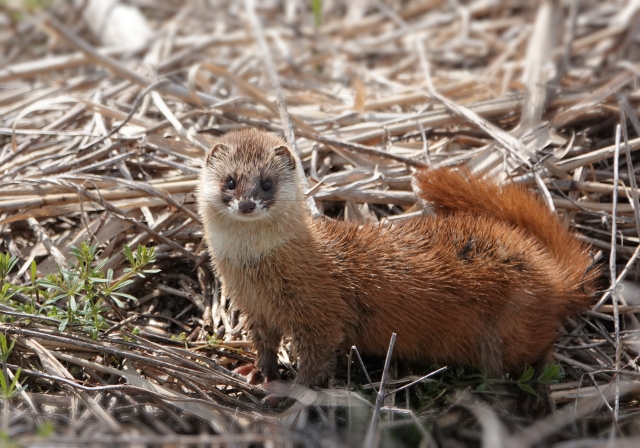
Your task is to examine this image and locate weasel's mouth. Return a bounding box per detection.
[228,199,268,221]
[229,211,268,222]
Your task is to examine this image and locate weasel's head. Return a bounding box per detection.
[198,129,304,223]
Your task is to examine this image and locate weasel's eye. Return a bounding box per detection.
[261,180,271,191]
[226,179,236,190]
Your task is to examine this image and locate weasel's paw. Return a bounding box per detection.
[233,364,264,385]
[234,363,281,385]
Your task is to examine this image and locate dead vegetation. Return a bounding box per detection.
[0,0,640,446]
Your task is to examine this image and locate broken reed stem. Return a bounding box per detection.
[364,332,397,448]
[385,366,447,397]
[351,345,376,392]
[593,242,640,312]
[619,96,640,238]
[611,124,620,424]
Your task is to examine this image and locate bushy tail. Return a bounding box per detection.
[414,167,599,299]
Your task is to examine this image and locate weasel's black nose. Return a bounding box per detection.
[238,200,256,214]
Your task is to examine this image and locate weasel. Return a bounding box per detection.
[197,128,598,392]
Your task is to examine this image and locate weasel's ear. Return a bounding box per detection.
[205,143,230,167]
[274,145,295,169]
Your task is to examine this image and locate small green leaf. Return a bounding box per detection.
[89,278,110,283]
[171,332,187,341]
[518,383,538,396]
[518,366,535,383]
[109,296,125,308]
[9,367,22,393]
[123,245,135,265]
[111,292,138,302]
[44,294,65,305]
[30,260,37,284]
[112,280,134,290]
[538,364,562,384]
[36,421,55,438]
[69,295,77,312]
[312,0,322,27]
[69,244,81,257]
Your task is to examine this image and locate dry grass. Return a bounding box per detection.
[1,0,640,446]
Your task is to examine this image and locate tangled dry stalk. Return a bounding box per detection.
[1,0,640,446]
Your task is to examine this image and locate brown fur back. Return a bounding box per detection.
[315,210,593,375]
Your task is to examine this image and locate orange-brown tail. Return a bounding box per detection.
[414,168,599,303]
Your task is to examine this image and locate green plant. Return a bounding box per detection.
[206,334,218,346]
[517,366,537,395]
[39,267,85,332]
[23,260,38,315]
[409,362,565,413]
[537,363,562,384]
[0,367,22,404]
[0,284,19,306]
[36,421,54,438]
[1,0,55,23]
[311,0,322,27]
[36,242,159,337]
[0,242,159,339]
[0,254,18,290]
[0,333,15,365]
[0,431,16,448]
[171,332,188,349]
[0,333,25,434]
[517,364,563,396]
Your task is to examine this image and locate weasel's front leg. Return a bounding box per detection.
[246,318,281,383]
[235,318,280,384]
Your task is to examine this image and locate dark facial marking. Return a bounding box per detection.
[220,174,237,204]
[220,192,233,204]
[253,176,276,207]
